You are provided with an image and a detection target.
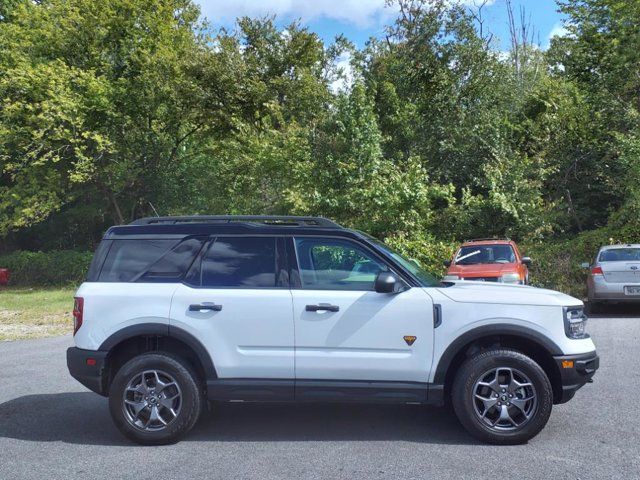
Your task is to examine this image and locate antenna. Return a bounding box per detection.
[148,202,160,217]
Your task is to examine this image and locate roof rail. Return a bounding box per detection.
[129,215,343,229]
[465,237,511,243]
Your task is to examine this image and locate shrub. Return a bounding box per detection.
[523,227,633,299]
[0,250,93,286]
[383,232,457,278]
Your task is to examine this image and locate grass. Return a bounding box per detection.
[0,287,76,341]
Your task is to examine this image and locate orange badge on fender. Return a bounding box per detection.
[404,335,417,346]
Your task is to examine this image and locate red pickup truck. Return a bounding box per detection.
[444,239,531,284]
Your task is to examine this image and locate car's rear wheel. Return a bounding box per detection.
[452,349,553,445]
[109,352,203,445]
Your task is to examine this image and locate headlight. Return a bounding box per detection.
[500,273,521,284]
[564,306,589,339]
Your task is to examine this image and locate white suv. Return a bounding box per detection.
[67,216,598,445]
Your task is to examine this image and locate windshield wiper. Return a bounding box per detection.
[455,249,481,264]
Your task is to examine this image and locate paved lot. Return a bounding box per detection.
[1,312,639,480]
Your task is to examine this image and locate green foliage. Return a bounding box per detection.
[383,232,457,279]
[0,251,93,286]
[0,0,639,296]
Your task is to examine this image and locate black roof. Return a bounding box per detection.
[105,215,354,239]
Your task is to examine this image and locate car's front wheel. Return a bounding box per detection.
[452,349,553,445]
[109,352,203,445]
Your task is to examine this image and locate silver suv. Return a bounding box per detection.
[583,244,640,309]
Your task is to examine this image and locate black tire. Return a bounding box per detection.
[451,349,553,445]
[109,352,203,445]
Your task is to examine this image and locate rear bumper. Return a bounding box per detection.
[554,351,599,404]
[590,277,640,301]
[66,347,108,396]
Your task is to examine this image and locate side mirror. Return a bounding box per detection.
[581,262,590,269]
[443,260,451,267]
[521,257,532,266]
[375,271,399,293]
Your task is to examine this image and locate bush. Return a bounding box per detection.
[523,227,634,299]
[383,232,457,278]
[0,250,93,286]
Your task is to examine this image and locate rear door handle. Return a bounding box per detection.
[306,304,339,312]
[189,303,222,312]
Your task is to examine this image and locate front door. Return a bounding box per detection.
[290,237,435,388]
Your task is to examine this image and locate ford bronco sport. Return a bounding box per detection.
[67,216,598,445]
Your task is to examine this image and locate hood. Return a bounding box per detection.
[448,263,517,277]
[436,281,581,307]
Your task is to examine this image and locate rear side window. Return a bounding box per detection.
[98,238,206,282]
[201,237,277,288]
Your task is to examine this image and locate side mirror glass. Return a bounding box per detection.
[521,257,532,266]
[581,262,590,269]
[443,260,452,267]
[374,271,399,293]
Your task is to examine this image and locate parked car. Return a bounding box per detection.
[444,238,531,284]
[67,216,597,446]
[0,268,9,286]
[582,244,640,310]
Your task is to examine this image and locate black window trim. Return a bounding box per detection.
[289,235,411,292]
[91,232,422,288]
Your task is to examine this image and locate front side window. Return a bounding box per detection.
[201,237,277,288]
[294,237,388,290]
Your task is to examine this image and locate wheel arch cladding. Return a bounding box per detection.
[435,324,564,403]
[99,323,217,392]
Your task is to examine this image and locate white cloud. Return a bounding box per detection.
[196,0,492,29]
[196,0,392,28]
[548,22,569,41]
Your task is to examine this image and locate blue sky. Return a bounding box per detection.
[196,0,568,50]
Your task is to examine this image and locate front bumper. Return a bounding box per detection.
[66,347,108,396]
[554,351,599,404]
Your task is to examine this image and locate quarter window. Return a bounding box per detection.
[98,239,178,282]
[294,238,388,290]
[137,237,205,282]
[201,237,277,288]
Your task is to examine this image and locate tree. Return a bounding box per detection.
[0,0,237,233]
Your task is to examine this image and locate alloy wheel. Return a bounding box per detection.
[472,367,537,431]
[122,370,182,431]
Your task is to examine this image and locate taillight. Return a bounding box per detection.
[73,297,84,335]
[591,266,604,275]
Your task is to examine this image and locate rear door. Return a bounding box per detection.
[290,236,435,387]
[170,236,295,398]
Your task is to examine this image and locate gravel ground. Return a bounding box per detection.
[0,313,638,480]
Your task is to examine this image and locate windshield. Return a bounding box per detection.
[599,248,640,262]
[454,245,516,265]
[360,234,440,287]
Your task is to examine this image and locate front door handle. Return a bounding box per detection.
[306,304,339,312]
[189,303,222,312]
